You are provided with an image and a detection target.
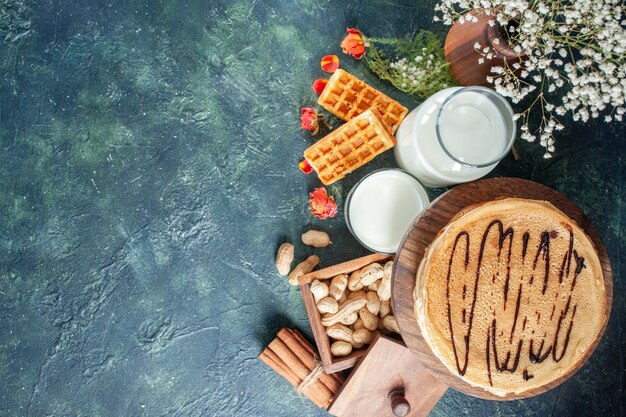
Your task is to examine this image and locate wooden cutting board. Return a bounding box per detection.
[392,177,613,400]
[329,334,448,417]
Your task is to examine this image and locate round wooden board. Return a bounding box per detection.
[392,177,613,401]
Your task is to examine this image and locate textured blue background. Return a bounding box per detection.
[0,0,623,416]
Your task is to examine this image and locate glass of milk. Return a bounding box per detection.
[394,86,515,187]
[345,169,429,254]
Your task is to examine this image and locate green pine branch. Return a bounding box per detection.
[365,31,457,99]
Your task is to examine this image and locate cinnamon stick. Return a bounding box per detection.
[286,328,317,357]
[260,349,327,408]
[286,328,345,396]
[259,328,345,409]
[259,350,299,386]
[278,329,343,394]
[268,338,310,379]
[287,329,345,388]
[287,329,346,386]
[285,329,346,386]
[268,338,333,405]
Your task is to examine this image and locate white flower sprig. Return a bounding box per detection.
[435,0,626,157]
[365,32,457,98]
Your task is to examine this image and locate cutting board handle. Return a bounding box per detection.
[388,388,410,417]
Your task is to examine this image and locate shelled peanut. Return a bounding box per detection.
[314,260,400,357]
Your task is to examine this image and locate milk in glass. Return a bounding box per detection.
[395,87,515,187]
[346,169,429,254]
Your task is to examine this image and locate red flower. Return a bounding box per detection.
[341,28,366,59]
[309,187,337,220]
[312,78,328,94]
[320,55,340,73]
[299,159,314,174]
[300,107,319,134]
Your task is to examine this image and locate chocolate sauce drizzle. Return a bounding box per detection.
[553,297,578,362]
[529,337,552,363]
[558,228,574,284]
[522,232,530,259]
[446,231,470,375]
[530,232,550,294]
[571,251,586,290]
[490,319,523,373]
[445,221,587,386]
[509,285,522,344]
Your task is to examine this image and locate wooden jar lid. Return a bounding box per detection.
[328,334,447,417]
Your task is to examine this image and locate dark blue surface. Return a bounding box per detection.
[0,1,623,416]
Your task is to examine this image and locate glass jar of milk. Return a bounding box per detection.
[394,86,516,187]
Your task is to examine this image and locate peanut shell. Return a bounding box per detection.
[326,324,353,343]
[365,291,381,315]
[310,279,329,303]
[317,296,339,314]
[359,263,384,286]
[275,243,294,276]
[329,274,348,300]
[301,230,332,248]
[331,341,352,357]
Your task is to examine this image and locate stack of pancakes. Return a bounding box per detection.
[414,198,606,396]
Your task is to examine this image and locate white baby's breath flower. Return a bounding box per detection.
[434,0,626,156]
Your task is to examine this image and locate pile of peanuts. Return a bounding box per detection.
[310,261,401,357]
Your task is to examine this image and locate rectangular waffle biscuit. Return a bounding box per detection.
[317,69,408,133]
[304,108,396,185]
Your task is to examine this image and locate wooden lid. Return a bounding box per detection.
[328,335,447,417]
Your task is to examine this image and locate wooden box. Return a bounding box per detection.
[299,253,393,373]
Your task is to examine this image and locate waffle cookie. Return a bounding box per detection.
[317,69,408,133]
[303,108,395,185]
